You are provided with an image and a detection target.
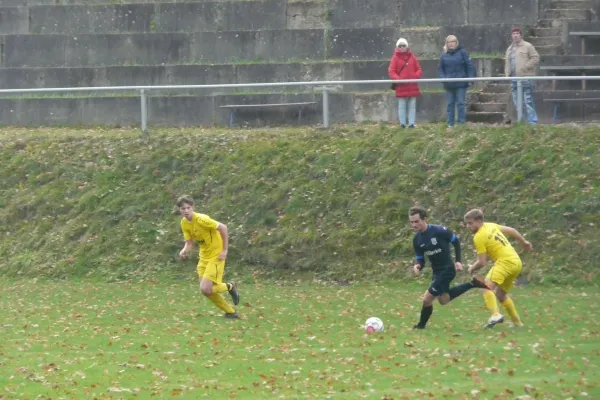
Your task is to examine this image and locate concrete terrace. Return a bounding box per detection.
[0,0,577,126]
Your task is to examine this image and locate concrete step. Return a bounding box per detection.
[27,1,289,35]
[538,18,586,27]
[467,111,506,123]
[543,9,591,20]
[540,54,600,66]
[528,36,563,46]
[535,44,564,55]
[470,102,507,113]
[0,91,448,127]
[531,27,563,37]
[551,0,595,9]
[2,31,327,68]
[0,0,210,4]
[0,59,486,89]
[483,84,511,93]
[478,92,510,102]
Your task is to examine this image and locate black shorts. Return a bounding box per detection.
[428,267,456,296]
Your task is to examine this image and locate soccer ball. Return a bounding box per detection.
[365,317,384,333]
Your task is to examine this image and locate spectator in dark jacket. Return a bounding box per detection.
[438,35,475,128]
[388,38,423,128]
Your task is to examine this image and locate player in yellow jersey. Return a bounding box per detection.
[177,195,240,319]
[464,209,532,328]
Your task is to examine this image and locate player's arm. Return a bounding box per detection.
[216,223,229,260]
[500,226,533,251]
[179,239,194,260]
[468,253,488,274]
[179,221,194,260]
[441,227,463,271]
[468,234,488,274]
[450,233,463,271]
[413,237,425,275]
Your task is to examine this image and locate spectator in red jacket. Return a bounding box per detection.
[388,38,423,128]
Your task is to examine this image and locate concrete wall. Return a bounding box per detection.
[0,59,504,91]
[0,7,28,34]
[0,92,447,127]
[2,25,515,68]
[28,1,288,34]
[0,0,552,127]
[0,1,540,35]
[328,0,538,28]
[2,30,325,67]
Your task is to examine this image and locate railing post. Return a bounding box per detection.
[322,86,330,128]
[140,89,147,133]
[516,80,523,123]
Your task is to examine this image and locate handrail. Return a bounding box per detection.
[2,75,598,129]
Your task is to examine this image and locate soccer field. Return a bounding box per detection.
[0,279,598,399]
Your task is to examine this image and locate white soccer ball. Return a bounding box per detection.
[365,317,384,333]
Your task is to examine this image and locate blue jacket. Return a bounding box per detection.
[438,46,475,89]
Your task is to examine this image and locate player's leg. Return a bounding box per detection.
[483,265,507,328]
[495,261,523,326]
[207,260,240,305]
[436,267,456,305]
[414,289,436,329]
[444,275,489,304]
[200,260,237,317]
[484,261,523,328]
[482,288,501,319]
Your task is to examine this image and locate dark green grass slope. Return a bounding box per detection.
[0,124,598,283]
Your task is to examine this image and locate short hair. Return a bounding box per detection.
[464,208,484,221]
[409,206,427,219]
[176,195,194,208]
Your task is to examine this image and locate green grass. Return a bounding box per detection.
[0,124,599,283]
[0,278,598,399]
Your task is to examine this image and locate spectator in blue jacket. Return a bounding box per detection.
[438,35,475,128]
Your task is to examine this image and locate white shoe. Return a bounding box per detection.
[485,314,504,328]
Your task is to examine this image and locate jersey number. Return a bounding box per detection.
[494,234,508,246]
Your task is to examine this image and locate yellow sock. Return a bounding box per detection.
[212,282,229,294]
[483,290,501,316]
[501,297,521,325]
[207,293,235,314]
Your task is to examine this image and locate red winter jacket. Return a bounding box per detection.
[388,49,422,98]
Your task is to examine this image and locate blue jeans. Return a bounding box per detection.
[512,80,538,124]
[445,87,466,126]
[397,97,417,126]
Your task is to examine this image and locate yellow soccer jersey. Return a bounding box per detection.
[180,212,223,260]
[473,222,520,262]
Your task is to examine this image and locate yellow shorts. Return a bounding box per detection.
[197,259,226,283]
[486,258,523,292]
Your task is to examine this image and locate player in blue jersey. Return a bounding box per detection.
[409,206,489,329]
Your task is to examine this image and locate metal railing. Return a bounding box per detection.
[0,76,598,130]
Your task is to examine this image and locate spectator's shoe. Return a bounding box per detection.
[484,314,504,328]
[228,281,240,305]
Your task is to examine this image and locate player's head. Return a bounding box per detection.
[464,209,484,233]
[408,206,428,232]
[177,195,195,220]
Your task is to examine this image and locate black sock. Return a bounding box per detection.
[448,282,474,300]
[417,305,433,327]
